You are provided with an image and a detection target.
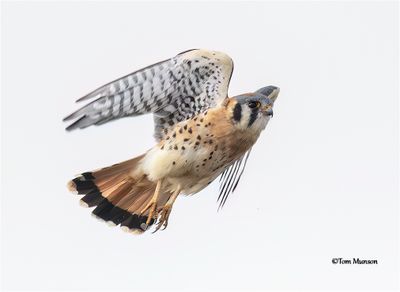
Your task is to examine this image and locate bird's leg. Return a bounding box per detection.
[154,186,181,232]
[140,179,163,225]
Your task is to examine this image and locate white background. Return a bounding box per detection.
[1,1,399,291]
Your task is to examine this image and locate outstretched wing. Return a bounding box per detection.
[63,49,234,140]
[217,150,252,210]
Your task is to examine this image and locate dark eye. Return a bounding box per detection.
[248,101,261,109]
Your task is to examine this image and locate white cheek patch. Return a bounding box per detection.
[255,116,270,130]
[237,106,251,130]
[236,105,270,132]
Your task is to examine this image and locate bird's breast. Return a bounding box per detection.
[140,107,259,193]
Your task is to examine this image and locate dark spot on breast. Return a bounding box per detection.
[200,118,203,123]
[195,141,200,146]
[184,125,187,130]
[184,138,189,142]
[203,159,207,162]
[196,124,201,126]
[172,161,176,165]
[194,117,197,121]
[202,163,206,166]
[164,128,168,134]
[161,145,164,150]
[172,132,176,138]
[209,140,213,144]
[181,146,185,150]
[166,136,170,140]
[197,135,201,140]
[188,128,193,134]
[174,145,178,150]
[179,128,183,134]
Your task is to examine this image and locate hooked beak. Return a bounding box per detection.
[262,106,274,117]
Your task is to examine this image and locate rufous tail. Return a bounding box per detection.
[67,154,169,234]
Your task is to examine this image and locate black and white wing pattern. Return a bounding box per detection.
[63,49,234,140]
[217,150,252,210]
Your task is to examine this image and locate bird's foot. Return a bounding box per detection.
[140,179,163,226]
[154,205,173,232]
[140,200,159,226]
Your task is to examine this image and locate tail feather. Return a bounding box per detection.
[80,190,103,207]
[68,154,166,234]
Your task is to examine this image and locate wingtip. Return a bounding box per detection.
[65,125,75,132]
[63,110,82,123]
[64,116,86,132]
[75,95,90,103]
[62,114,74,122]
[177,48,199,55]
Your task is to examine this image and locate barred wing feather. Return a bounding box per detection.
[63,49,234,141]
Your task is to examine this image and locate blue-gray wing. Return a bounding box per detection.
[63,49,234,141]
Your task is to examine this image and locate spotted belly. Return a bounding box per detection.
[140,107,257,194]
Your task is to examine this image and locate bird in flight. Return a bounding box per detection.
[64,49,279,234]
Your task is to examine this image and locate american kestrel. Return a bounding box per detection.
[64,49,279,234]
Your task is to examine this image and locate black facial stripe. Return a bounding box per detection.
[233,103,242,122]
[248,108,258,127]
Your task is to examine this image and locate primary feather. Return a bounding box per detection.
[63,49,234,141]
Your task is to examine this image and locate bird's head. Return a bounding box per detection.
[226,85,279,132]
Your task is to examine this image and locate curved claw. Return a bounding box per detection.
[152,185,180,233]
[153,206,172,232]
